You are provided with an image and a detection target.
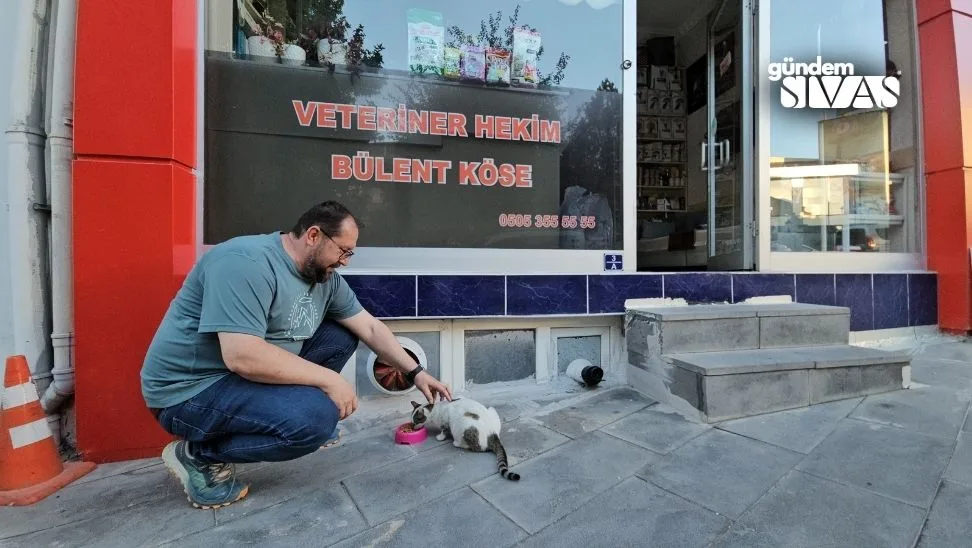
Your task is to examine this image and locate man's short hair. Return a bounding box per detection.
[290,201,359,238]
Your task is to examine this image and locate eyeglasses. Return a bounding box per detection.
[319,228,354,260]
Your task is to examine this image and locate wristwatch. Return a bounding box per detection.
[404,364,424,384]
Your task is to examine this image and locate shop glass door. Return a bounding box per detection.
[704,0,754,270]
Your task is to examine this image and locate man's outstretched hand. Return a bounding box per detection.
[413,371,452,403]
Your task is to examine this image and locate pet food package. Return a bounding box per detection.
[442,47,461,79]
[672,119,686,140]
[646,90,660,115]
[659,118,673,139]
[645,117,659,139]
[486,47,511,85]
[460,44,486,82]
[512,27,541,86]
[672,93,685,115]
[407,9,444,74]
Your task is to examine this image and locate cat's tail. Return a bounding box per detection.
[487,433,520,481]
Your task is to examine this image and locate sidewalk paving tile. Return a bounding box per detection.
[495,418,571,466]
[342,442,498,525]
[471,432,656,534]
[0,489,215,548]
[849,386,970,440]
[601,404,711,454]
[534,387,654,438]
[916,481,972,548]
[715,398,861,454]
[909,358,972,396]
[330,488,527,548]
[944,432,972,486]
[70,458,160,487]
[711,470,926,548]
[0,465,184,540]
[223,430,416,522]
[796,419,954,508]
[637,429,804,519]
[517,477,729,548]
[159,483,367,548]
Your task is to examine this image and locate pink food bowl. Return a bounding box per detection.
[395,423,428,445]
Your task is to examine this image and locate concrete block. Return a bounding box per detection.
[809,366,863,404]
[670,348,814,376]
[703,370,810,422]
[793,345,910,368]
[809,364,906,404]
[660,317,759,353]
[759,314,849,348]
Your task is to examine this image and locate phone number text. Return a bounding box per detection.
[498,214,598,229]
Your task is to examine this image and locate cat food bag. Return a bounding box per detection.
[442,47,461,79]
[486,47,511,85]
[460,44,486,82]
[407,8,444,74]
[512,27,541,86]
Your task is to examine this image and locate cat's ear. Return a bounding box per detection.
[411,401,421,409]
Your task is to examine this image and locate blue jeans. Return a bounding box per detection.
[155,319,359,464]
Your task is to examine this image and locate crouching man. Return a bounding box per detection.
[140,200,452,509]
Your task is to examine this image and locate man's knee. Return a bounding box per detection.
[281,389,340,450]
[301,319,360,371]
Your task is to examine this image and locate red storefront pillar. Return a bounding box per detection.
[73,0,197,461]
[917,0,972,333]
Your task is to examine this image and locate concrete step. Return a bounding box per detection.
[626,302,850,356]
[626,344,910,423]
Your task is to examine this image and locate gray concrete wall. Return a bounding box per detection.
[0,1,24,364]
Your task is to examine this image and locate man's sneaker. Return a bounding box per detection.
[161,441,249,509]
[320,426,342,450]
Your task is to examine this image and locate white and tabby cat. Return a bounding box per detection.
[410,399,520,481]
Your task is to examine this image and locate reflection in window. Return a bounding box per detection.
[768,0,920,254]
[204,1,624,251]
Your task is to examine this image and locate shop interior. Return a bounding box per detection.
[635,0,743,271]
[635,0,919,271]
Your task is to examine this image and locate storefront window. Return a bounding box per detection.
[767,0,920,254]
[204,0,624,251]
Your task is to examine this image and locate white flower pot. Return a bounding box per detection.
[246,35,276,58]
[281,43,306,65]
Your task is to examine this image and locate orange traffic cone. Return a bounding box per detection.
[0,355,96,505]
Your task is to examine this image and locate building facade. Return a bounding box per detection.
[1,0,969,462]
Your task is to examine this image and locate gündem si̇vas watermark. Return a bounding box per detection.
[768,57,899,109]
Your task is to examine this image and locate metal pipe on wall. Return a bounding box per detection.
[39,0,76,423]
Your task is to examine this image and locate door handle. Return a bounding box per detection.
[720,139,731,168]
[701,142,707,171]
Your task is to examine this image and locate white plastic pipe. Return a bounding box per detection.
[40,0,76,416]
[5,0,51,382]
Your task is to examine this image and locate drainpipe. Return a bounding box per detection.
[39,0,75,425]
[6,1,51,389]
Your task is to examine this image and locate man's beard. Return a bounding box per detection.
[301,257,339,283]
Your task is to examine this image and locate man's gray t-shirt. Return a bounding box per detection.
[140,232,364,409]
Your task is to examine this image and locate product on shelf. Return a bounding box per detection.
[512,27,541,86]
[407,9,444,74]
[460,44,486,82]
[442,47,461,79]
[486,47,512,85]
